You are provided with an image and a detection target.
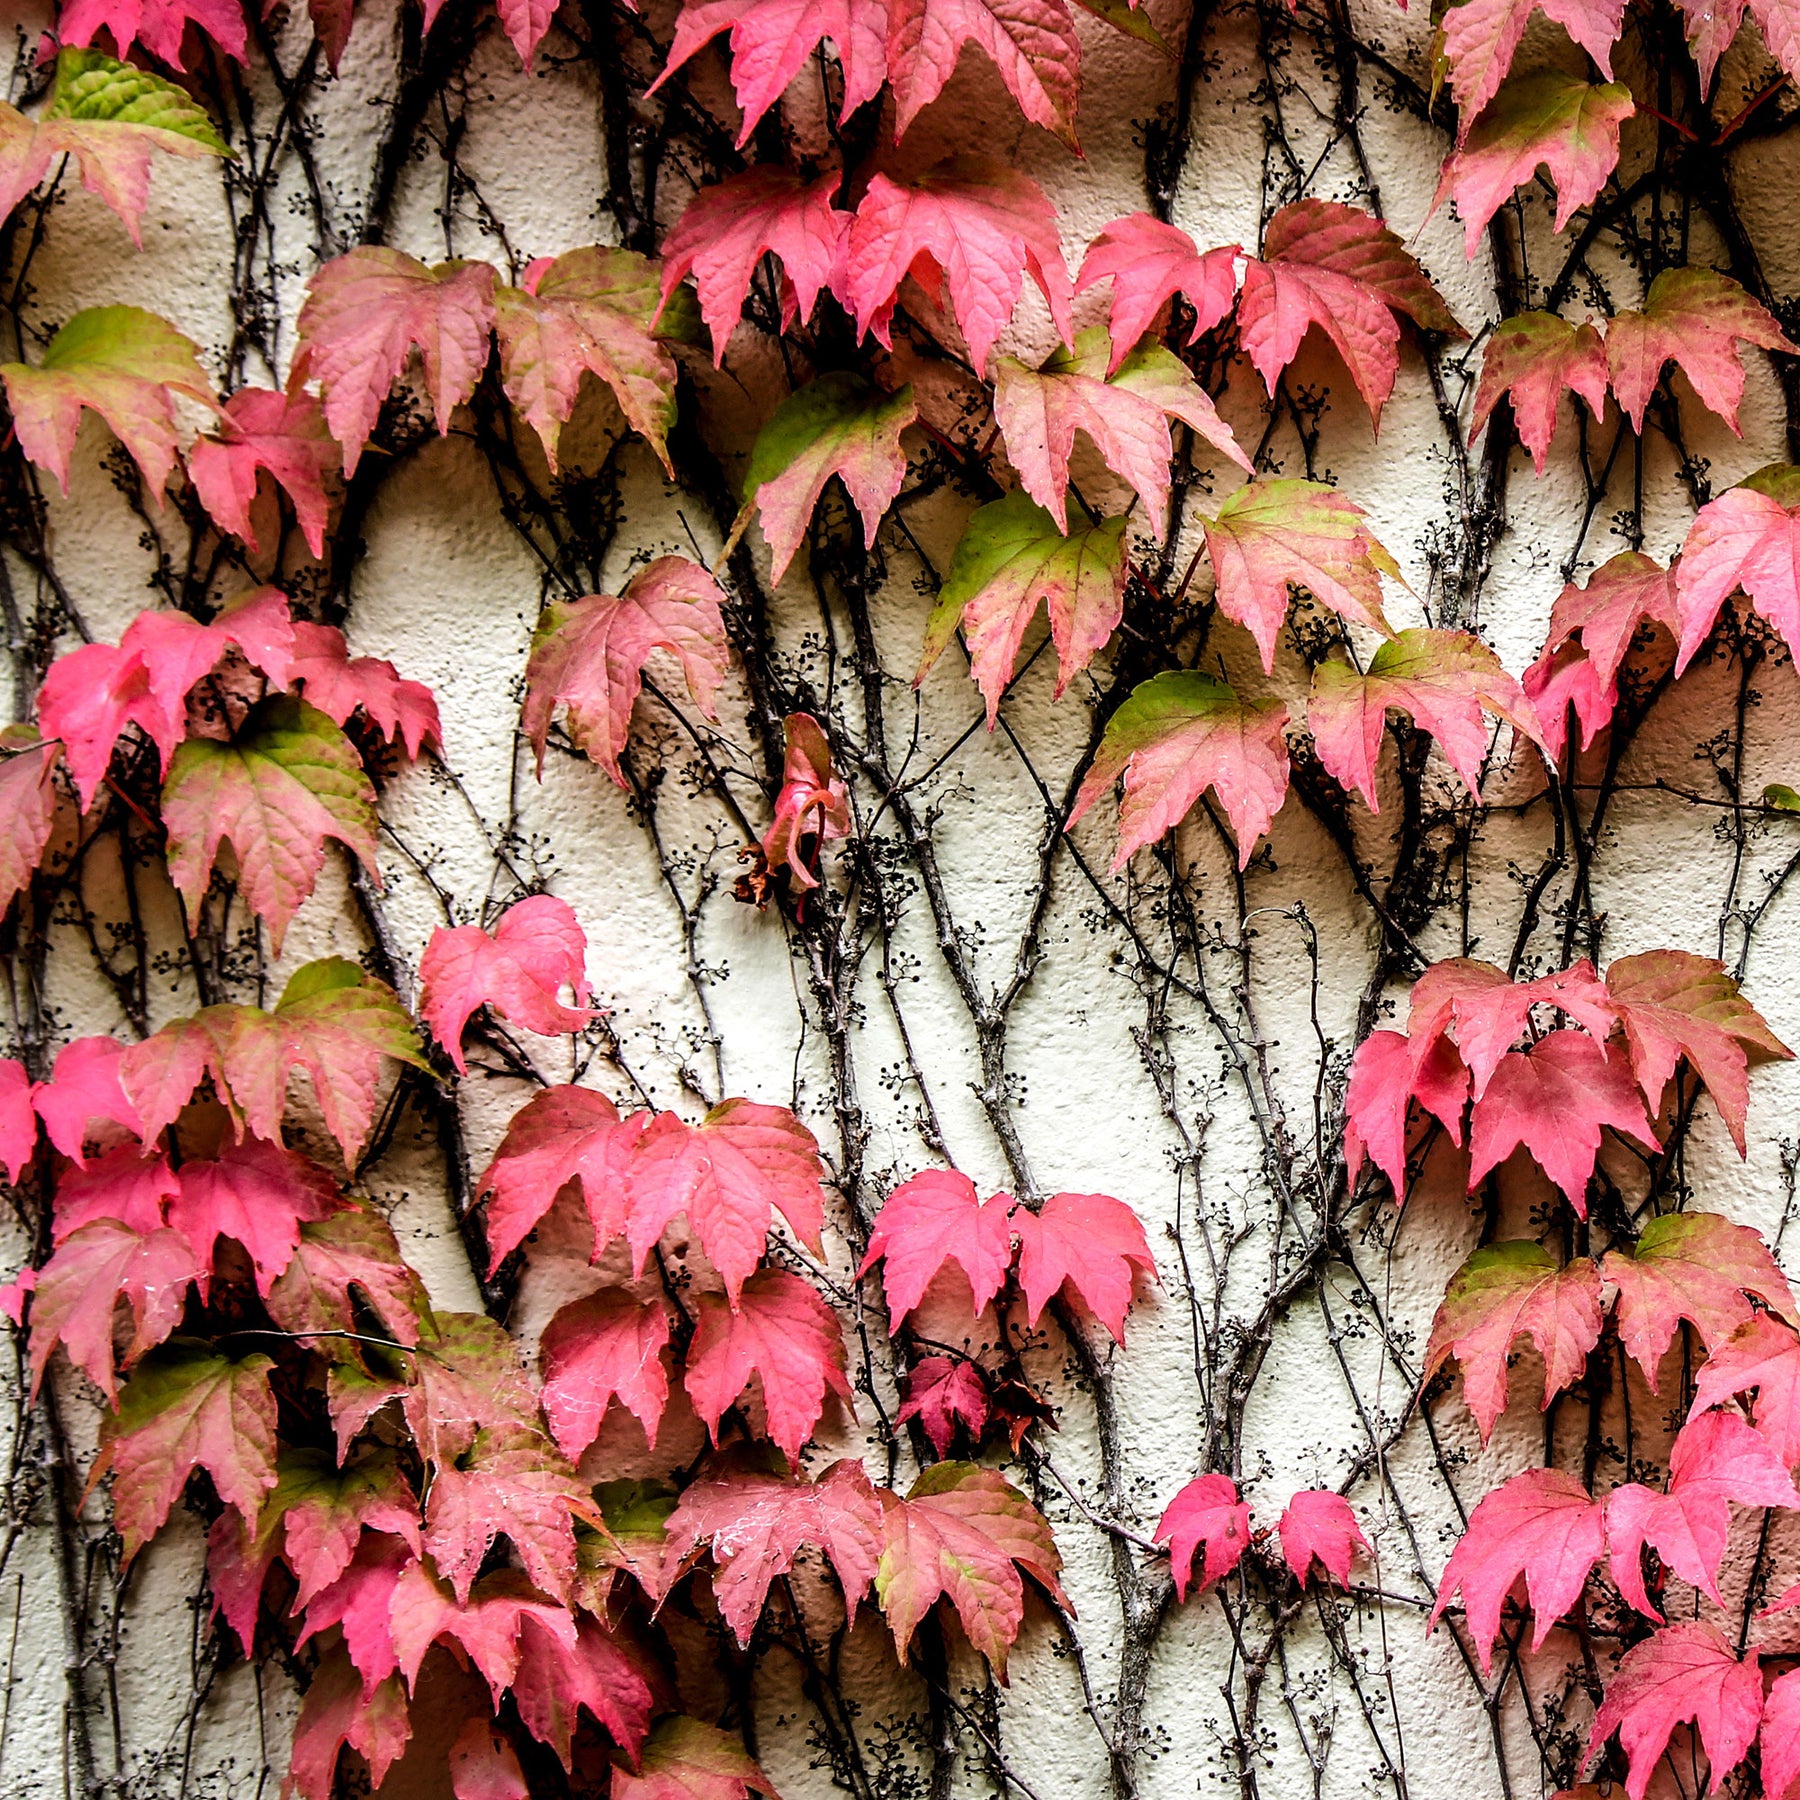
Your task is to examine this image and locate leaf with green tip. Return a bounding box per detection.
[1307,629,1543,810]
[1108,338,1252,473]
[1202,478,1400,671]
[1434,74,1631,259]
[0,305,214,498]
[1069,0,1171,50]
[733,372,917,582]
[1471,311,1609,473]
[1438,0,1626,138]
[612,1717,777,1800]
[1068,671,1290,870]
[918,490,1129,724]
[495,246,679,475]
[264,1206,432,1345]
[160,694,380,953]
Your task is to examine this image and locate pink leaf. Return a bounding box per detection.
[1541,550,1680,693]
[1075,215,1240,370]
[1471,311,1610,473]
[858,1167,1017,1319]
[884,0,1081,146]
[1689,1310,1800,1465]
[1277,1490,1367,1588]
[1010,1190,1155,1341]
[51,1146,178,1240]
[762,712,850,890]
[34,1034,145,1162]
[1155,1472,1250,1601]
[59,0,249,64]
[1764,1667,1800,1800]
[0,739,58,917]
[167,1135,341,1296]
[285,620,442,760]
[1342,1028,1470,1196]
[510,1609,654,1765]
[187,388,337,558]
[538,1287,671,1459]
[449,1719,528,1800]
[1675,479,1800,672]
[1439,0,1626,136]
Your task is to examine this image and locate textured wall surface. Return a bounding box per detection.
[6,1,1800,1796]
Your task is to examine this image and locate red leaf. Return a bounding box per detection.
[683,1268,850,1463]
[627,1100,829,1302]
[1539,550,1679,694]
[1434,75,1631,260]
[387,1561,579,1701]
[1408,956,1616,1099]
[1428,1467,1606,1672]
[419,894,592,1074]
[1075,214,1240,370]
[844,158,1073,375]
[285,620,442,760]
[1602,1210,1796,1386]
[1523,641,1615,762]
[1471,311,1609,473]
[1582,1621,1761,1800]
[1425,1242,1605,1441]
[1439,0,1626,135]
[875,1461,1065,1676]
[1604,948,1790,1154]
[293,1531,413,1691]
[884,0,1081,146]
[1342,1028,1469,1196]
[295,246,498,475]
[762,713,850,889]
[511,1610,655,1765]
[1606,1411,1799,1616]
[658,169,850,357]
[895,1356,990,1454]
[1765,1667,1800,1800]
[28,1216,197,1400]
[1011,1190,1154,1341]
[0,1059,32,1186]
[663,1455,882,1643]
[0,740,57,918]
[285,1649,409,1800]
[166,1136,341,1296]
[265,1207,432,1347]
[523,556,731,785]
[1466,1031,1656,1214]
[858,1167,1016,1319]
[36,641,180,810]
[34,1034,146,1163]
[1277,1490,1367,1588]
[187,387,337,557]
[58,0,249,66]
[401,1310,542,1470]
[52,1146,177,1239]
[449,1719,528,1800]
[1068,670,1290,870]
[539,1287,671,1459]
[1689,1311,1800,1464]
[1155,1472,1249,1601]
[1675,478,1800,672]
[1607,268,1795,434]
[613,1717,777,1800]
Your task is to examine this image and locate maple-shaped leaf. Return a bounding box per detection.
[121,956,429,1163]
[539,1287,671,1459]
[294,1531,414,1690]
[0,48,228,247]
[654,0,888,147]
[0,1059,34,1185]
[658,169,850,358]
[1309,629,1543,811]
[295,246,498,475]
[449,1718,528,1800]
[187,387,337,558]
[419,894,592,1074]
[1604,948,1790,1154]
[1608,267,1796,434]
[1277,1490,1366,1588]
[495,246,678,475]
[844,159,1074,374]
[1425,1242,1604,1441]
[1156,1473,1250,1600]
[1582,1621,1761,1800]
[1467,1031,1655,1212]
[612,1717,778,1800]
[581,1479,680,1608]
[734,372,917,583]
[103,1339,277,1558]
[0,739,58,917]
[27,1216,197,1400]
[663,1454,882,1643]
[1602,1210,1796,1385]
[1011,1190,1154,1341]
[1435,74,1631,260]
[286,1649,410,1800]
[265,1206,431,1346]
[1471,311,1610,473]
[1538,550,1679,696]
[1201,478,1399,672]
[0,304,214,498]
[1439,0,1627,134]
[858,1167,1016,1318]
[1765,1668,1800,1800]
[523,556,731,784]
[475,1084,649,1268]
[1689,1311,1800,1464]
[57,0,250,66]
[35,642,175,809]
[285,620,441,760]
[684,1267,850,1463]
[896,1355,990,1454]
[1075,214,1241,370]
[1407,956,1617,1097]
[762,712,850,889]
[402,1310,542,1469]
[511,1608,654,1765]
[1673,472,1800,672]
[918,491,1129,725]
[167,1135,342,1295]
[1238,201,1459,424]
[1606,1411,1799,1616]
[884,0,1081,146]
[626,1099,829,1302]
[51,1145,177,1239]
[123,587,299,722]
[1068,670,1291,870]
[386,1561,580,1699]
[160,694,380,953]
[424,1421,595,1603]
[1429,1467,1605,1672]
[875,1461,1065,1676]
[35,1034,146,1164]
[1523,641,1616,763]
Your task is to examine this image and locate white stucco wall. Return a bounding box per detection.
[6,1,1800,1795]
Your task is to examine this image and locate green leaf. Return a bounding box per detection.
[1068,0,1173,53]
[48,47,231,153]
[1766,783,1800,811]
